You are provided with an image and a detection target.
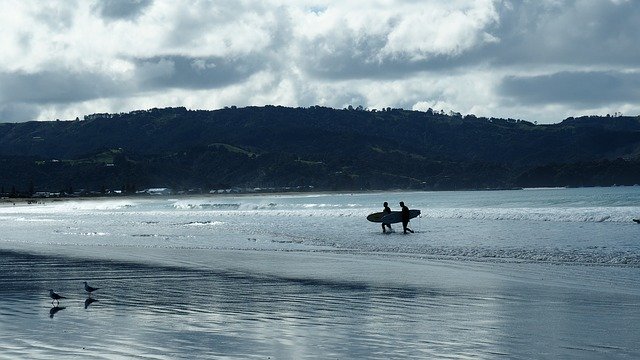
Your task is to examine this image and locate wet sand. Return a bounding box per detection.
[1,248,639,359]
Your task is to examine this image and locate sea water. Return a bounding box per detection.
[2,187,639,266]
[1,187,639,359]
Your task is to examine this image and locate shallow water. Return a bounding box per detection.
[1,250,639,359]
[1,187,640,358]
[2,187,640,264]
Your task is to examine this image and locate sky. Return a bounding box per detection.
[0,0,639,124]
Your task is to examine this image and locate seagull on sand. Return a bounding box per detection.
[48,289,66,304]
[83,281,100,295]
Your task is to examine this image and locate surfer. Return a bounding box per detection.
[382,202,392,233]
[399,201,414,234]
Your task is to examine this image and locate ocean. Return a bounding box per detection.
[1,187,639,358]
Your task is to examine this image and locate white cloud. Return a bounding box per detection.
[0,0,639,124]
[382,1,499,60]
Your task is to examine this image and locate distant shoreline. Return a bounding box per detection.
[3,185,639,208]
[0,190,379,206]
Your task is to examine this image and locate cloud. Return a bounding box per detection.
[93,0,153,20]
[294,1,500,79]
[0,103,40,123]
[133,55,264,90]
[1,1,640,123]
[0,69,124,104]
[487,0,640,67]
[0,54,265,110]
[500,71,640,106]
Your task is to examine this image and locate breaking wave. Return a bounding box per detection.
[423,207,638,223]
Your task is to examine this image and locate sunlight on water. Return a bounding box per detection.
[1,251,639,359]
[1,187,639,267]
[1,188,640,358]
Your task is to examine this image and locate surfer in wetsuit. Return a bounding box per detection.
[382,202,392,233]
[399,201,414,234]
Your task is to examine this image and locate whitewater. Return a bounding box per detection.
[2,187,639,267]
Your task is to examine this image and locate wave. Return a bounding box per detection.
[182,221,225,227]
[170,201,360,211]
[171,201,278,210]
[358,245,640,267]
[423,207,639,223]
[12,217,61,222]
[165,205,638,223]
[57,231,111,236]
[0,200,138,214]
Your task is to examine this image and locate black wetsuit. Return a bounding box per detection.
[382,205,392,232]
[401,205,414,234]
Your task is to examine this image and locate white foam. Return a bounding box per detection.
[423,207,639,223]
[2,190,639,269]
[0,200,138,214]
[183,221,225,227]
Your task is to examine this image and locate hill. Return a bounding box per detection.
[1,106,640,195]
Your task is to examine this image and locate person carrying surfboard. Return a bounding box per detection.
[399,201,414,234]
[382,202,393,233]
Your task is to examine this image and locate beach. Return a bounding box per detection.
[1,189,640,358]
[1,248,639,359]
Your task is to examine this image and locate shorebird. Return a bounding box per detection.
[83,281,100,295]
[48,289,66,304]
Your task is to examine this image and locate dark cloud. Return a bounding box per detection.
[486,1,640,67]
[0,103,40,123]
[0,55,264,119]
[133,55,264,90]
[299,33,477,81]
[300,33,393,80]
[94,0,153,20]
[0,70,124,104]
[499,71,640,106]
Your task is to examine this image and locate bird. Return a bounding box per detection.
[48,289,66,304]
[83,281,100,295]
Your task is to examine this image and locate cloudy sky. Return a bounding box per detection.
[0,0,639,124]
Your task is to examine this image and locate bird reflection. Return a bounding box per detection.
[49,306,66,318]
[84,297,99,309]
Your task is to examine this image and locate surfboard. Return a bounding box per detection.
[381,209,421,224]
[367,210,421,223]
[366,212,388,223]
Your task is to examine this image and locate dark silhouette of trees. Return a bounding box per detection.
[0,106,639,194]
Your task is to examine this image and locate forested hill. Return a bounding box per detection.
[1,105,640,195]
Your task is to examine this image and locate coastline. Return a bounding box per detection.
[2,188,640,357]
[2,184,638,207]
